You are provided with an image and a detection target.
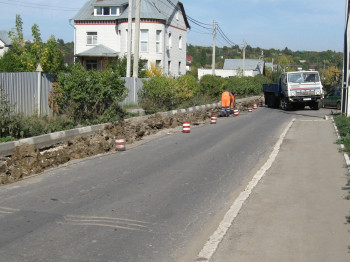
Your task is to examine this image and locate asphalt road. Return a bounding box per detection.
[0,107,332,262]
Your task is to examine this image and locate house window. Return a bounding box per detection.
[168,33,172,49]
[168,60,171,75]
[178,61,181,75]
[94,6,120,16]
[176,11,179,20]
[156,60,161,68]
[103,7,110,15]
[179,35,182,49]
[87,32,97,45]
[86,59,98,70]
[111,7,119,15]
[140,29,149,52]
[156,30,161,53]
[95,7,103,15]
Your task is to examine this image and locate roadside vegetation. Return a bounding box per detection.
[333,115,350,226]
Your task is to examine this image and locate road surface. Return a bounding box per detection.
[0,107,332,261]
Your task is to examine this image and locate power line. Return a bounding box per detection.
[0,0,79,11]
[188,29,212,35]
[217,24,237,46]
[160,0,212,28]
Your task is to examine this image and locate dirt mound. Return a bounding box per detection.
[0,98,262,185]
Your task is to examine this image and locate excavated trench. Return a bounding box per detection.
[0,99,262,185]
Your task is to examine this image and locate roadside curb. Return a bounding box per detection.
[331,116,350,172]
[0,96,261,157]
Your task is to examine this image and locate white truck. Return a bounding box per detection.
[263,71,323,110]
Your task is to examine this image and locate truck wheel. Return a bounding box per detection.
[280,98,290,111]
[337,102,341,110]
[310,101,320,110]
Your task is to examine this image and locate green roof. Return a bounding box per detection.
[0,31,12,45]
[76,44,119,57]
[72,0,190,28]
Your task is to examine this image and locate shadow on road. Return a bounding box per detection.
[268,107,337,119]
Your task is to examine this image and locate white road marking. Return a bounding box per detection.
[196,118,295,261]
[59,215,151,232]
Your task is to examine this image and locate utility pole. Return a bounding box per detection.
[342,0,350,116]
[242,39,246,76]
[126,0,133,77]
[133,0,141,78]
[212,20,217,75]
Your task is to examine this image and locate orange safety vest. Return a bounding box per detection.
[230,93,235,108]
[221,91,231,107]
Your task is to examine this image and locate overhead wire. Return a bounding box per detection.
[0,0,80,11]
[217,24,237,47]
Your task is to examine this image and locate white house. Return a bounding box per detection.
[0,31,12,57]
[198,59,265,80]
[71,0,190,76]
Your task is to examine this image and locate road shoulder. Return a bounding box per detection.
[211,118,350,262]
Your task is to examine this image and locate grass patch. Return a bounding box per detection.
[333,115,350,226]
[334,115,350,154]
[0,136,14,143]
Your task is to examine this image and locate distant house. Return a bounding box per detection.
[197,58,265,80]
[186,56,192,71]
[72,0,190,76]
[0,31,12,57]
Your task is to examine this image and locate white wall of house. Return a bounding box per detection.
[165,9,187,77]
[75,23,120,55]
[198,68,259,80]
[74,21,187,77]
[118,21,166,69]
[0,40,9,57]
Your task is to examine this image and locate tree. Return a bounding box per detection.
[0,15,64,73]
[145,62,162,78]
[41,35,65,73]
[107,55,147,77]
[323,66,341,91]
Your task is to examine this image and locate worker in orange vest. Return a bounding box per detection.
[230,92,236,114]
[221,91,232,117]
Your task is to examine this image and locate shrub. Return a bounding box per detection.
[139,75,176,113]
[174,75,200,105]
[224,75,269,97]
[57,64,128,122]
[199,75,226,98]
[0,86,24,138]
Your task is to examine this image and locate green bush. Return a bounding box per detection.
[0,86,23,138]
[57,64,128,122]
[174,75,200,105]
[139,75,201,113]
[199,75,226,98]
[138,75,176,113]
[224,75,269,97]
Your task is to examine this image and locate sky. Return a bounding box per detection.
[0,0,346,52]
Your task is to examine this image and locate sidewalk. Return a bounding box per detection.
[211,118,350,261]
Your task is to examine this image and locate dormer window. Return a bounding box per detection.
[94,6,120,16]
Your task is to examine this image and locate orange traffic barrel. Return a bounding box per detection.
[183,121,191,133]
[115,137,126,151]
[233,109,239,116]
[248,107,253,112]
[211,115,217,124]
[253,104,258,109]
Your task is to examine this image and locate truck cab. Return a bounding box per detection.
[280,71,323,110]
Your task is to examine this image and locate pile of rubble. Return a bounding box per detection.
[0,98,262,185]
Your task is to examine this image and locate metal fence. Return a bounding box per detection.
[120,77,147,105]
[0,72,55,116]
[0,73,146,117]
